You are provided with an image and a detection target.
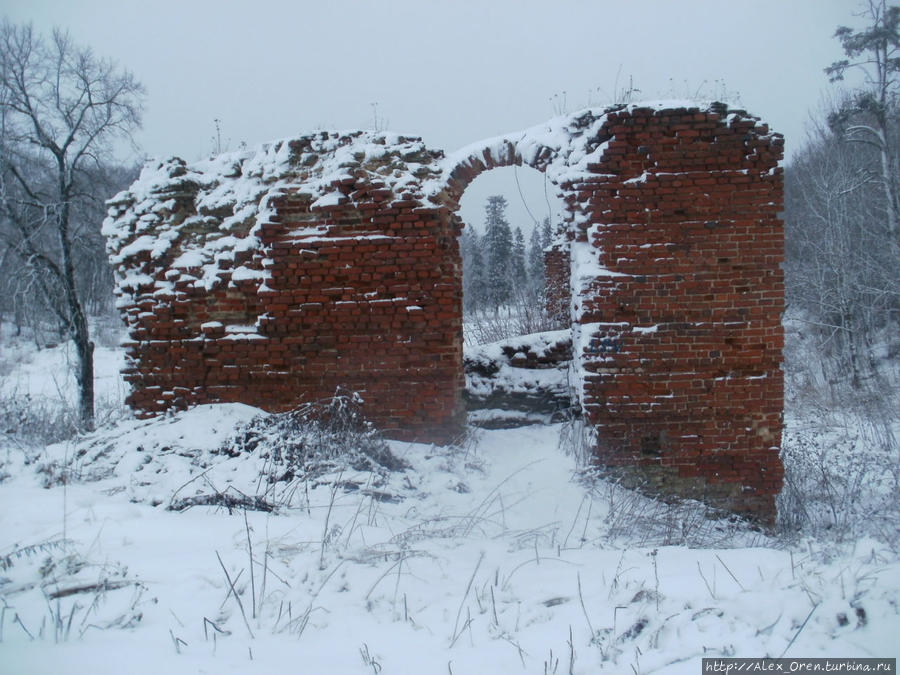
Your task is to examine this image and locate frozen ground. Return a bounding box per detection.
[0,325,127,431]
[0,335,898,674]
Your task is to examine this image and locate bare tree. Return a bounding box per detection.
[783,1,900,396]
[785,117,898,389]
[0,21,144,430]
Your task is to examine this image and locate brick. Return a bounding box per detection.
[109,104,783,523]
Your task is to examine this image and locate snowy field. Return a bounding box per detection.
[1,333,898,674]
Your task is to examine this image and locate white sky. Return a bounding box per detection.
[4,0,862,232]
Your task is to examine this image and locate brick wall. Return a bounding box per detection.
[107,104,784,522]
[105,134,465,444]
[543,242,571,323]
[555,105,785,522]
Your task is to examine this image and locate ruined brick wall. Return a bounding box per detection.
[104,133,465,443]
[543,240,571,323]
[106,103,784,522]
[445,103,784,522]
[562,105,785,522]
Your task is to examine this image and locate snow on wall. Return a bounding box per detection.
[105,102,785,522]
[104,132,445,301]
[103,131,464,443]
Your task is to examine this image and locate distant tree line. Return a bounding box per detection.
[460,195,555,315]
[784,0,899,392]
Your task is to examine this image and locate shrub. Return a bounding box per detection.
[0,390,79,447]
[220,393,408,484]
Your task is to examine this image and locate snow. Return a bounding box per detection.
[2,332,898,673]
[103,130,444,305]
[464,329,573,426]
[434,100,768,198]
[467,362,568,400]
[571,238,628,284]
[221,324,265,341]
[466,328,570,365]
[230,266,270,283]
[311,192,344,209]
[432,108,612,197]
[0,334,127,414]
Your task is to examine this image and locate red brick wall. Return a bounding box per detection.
[558,105,784,522]
[543,242,571,323]
[108,105,784,521]
[108,136,465,444]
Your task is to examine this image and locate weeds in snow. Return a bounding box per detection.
[223,393,405,480]
[218,393,408,511]
[0,389,79,448]
[4,355,897,669]
[779,414,900,548]
[359,643,382,673]
[0,540,146,644]
[558,419,761,549]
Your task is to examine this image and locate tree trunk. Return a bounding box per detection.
[61,257,95,430]
[878,136,898,237]
[57,166,95,431]
[73,313,95,431]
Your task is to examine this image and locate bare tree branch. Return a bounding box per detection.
[0,19,145,429]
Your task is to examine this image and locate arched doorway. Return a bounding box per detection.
[434,103,785,522]
[456,165,564,342]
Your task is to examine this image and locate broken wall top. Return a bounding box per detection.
[102,100,782,315]
[102,130,447,302]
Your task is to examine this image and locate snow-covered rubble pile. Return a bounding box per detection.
[464,329,575,428]
[34,400,412,511]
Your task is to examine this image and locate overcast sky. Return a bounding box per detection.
[4,0,863,231]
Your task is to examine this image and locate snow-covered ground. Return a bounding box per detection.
[0,327,127,431]
[1,334,898,673]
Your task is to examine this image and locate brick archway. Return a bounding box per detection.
[439,139,561,205]
[433,131,575,322]
[105,102,784,521]
[434,104,785,521]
